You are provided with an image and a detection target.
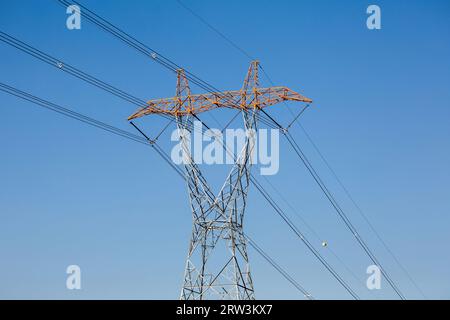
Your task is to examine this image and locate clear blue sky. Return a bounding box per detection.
[0,0,449,299]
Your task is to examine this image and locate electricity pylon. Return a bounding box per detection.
[128,61,312,300]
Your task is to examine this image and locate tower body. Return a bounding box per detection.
[178,62,259,300]
[127,60,312,300]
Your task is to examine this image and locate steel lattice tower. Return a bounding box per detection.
[177,63,258,300]
[128,61,312,300]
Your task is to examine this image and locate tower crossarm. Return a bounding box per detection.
[127,86,312,120]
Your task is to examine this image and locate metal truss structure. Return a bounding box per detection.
[128,61,312,300]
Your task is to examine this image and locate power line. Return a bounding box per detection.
[248,84,407,298]
[245,234,314,300]
[291,123,428,299]
[249,174,360,299]
[176,0,255,61]
[258,38,424,299]
[139,108,360,298]
[284,132,406,299]
[259,175,369,291]
[0,31,288,240]
[0,81,314,299]
[0,1,361,299]
[51,0,363,299]
[172,1,419,299]
[189,113,360,300]
[0,82,187,179]
[54,0,279,130]
[260,68,424,299]
[174,1,371,291]
[0,31,146,108]
[0,30,280,156]
[0,2,360,300]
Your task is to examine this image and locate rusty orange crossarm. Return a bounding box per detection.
[128,86,312,120]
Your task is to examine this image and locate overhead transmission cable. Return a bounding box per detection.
[50,0,363,299]
[0,81,314,300]
[0,31,278,147]
[54,0,278,130]
[0,17,355,301]
[284,132,406,299]
[161,112,360,299]
[2,1,361,299]
[288,120,427,299]
[175,0,414,300]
